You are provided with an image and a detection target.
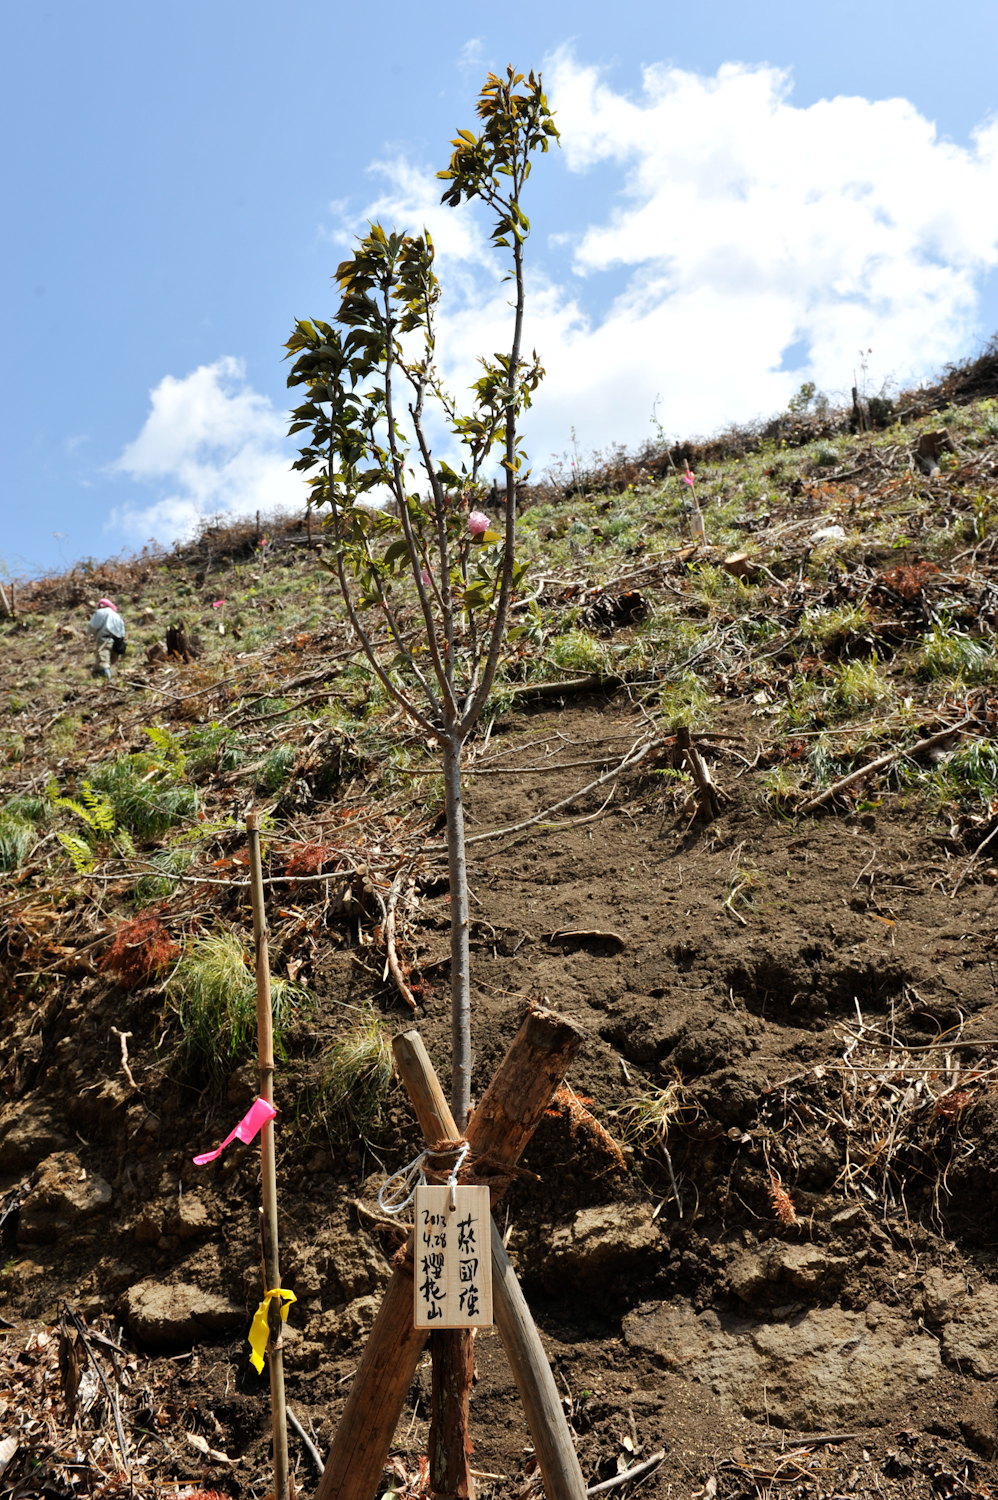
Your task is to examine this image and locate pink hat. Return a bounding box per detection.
[98,597,116,609]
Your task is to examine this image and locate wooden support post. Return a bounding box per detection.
[394,1028,587,1500]
[393,1034,475,1500]
[247,812,290,1500]
[316,1007,585,1500]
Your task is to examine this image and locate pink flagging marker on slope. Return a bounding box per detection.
[193,1097,277,1166]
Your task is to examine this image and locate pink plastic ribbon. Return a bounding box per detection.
[193,1097,277,1166]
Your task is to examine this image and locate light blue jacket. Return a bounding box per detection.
[86,607,126,640]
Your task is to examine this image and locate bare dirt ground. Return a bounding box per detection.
[4,691,998,1500]
[3,353,998,1499]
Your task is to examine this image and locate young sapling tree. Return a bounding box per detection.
[284,68,558,1120]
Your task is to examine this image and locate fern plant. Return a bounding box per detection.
[53,782,116,837]
[56,830,97,874]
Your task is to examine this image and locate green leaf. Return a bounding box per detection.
[382,539,412,569]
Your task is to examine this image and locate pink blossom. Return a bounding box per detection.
[468,510,490,536]
[683,469,695,487]
[420,568,432,586]
[211,599,226,609]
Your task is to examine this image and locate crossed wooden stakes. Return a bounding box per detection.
[315,1005,588,1500]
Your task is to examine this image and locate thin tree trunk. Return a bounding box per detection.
[442,733,471,1122]
[430,1329,475,1499]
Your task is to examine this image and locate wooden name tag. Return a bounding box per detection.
[413,1184,493,1328]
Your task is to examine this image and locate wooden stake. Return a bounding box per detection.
[247,811,290,1500]
[676,726,723,821]
[316,1008,584,1500]
[393,1028,587,1500]
[396,1028,474,1500]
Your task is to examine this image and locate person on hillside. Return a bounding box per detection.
[85,597,126,680]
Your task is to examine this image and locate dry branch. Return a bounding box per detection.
[586,1450,665,1495]
[798,718,973,814]
[385,868,417,1009]
[447,737,657,850]
[675,726,724,820]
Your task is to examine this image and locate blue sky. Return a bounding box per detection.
[3,0,998,575]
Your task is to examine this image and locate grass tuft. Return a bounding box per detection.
[169,930,310,1083]
[920,625,997,683]
[318,1009,396,1146]
[0,811,37,871]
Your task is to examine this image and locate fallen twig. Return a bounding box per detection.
[546,928,625,947]
[110,1028,138,1091]
[754,1432,860,1448]
[287,1405,324,1476]
[798,718,972,814]
[951,821,998,898]
[385,868,417,1010]
[444,737,657,849]
[508,674,622,699]
[587,1449,666,1495]
[62,1304,129,1474]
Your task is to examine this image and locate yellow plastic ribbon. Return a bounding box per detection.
[247,1287,297,1373]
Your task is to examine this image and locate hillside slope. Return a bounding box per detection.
[3,361,998,1499]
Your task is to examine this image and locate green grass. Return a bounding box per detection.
[4,794,47,822]
[546,629,613,676]
[168,929,311,1083]
[132,844,195,903]
[257,743,298,793]
[657,672,713,731]
[186,721,244,778]
[907,738,998,816]
[825,657,893,714]
[919,625,997,683]
[317,1009,397,1147]
[0,811,37,870]
[801,602,873,653]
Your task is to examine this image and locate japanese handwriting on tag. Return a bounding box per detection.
[413,1184,493,1328]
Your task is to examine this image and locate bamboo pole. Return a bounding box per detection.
[393,1029,586,1500]
[247,811,290,1500]
[316,1007,583,1500]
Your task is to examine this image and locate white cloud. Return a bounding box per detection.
[543,54,998,438]
[458,37,486,73]
[108,357,302,544]
[333,54,998,470]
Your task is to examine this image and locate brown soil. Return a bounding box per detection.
[4,693,998,1500]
